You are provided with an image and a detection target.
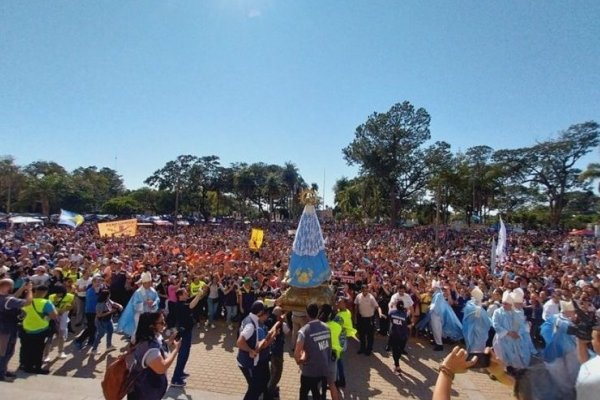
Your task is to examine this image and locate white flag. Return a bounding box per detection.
[490,237,497,273]
[496,217,507,264]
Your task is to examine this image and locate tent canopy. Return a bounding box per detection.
[9,216,44,224]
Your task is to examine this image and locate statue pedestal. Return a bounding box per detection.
[278,284,335,312]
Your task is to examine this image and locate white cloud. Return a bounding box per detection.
[248,9,261,18]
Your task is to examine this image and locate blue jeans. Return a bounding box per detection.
[92,318,113,350]
[171,328,192,383]
[337,355,345,383]
[225,305,237,324]
[207,298,218,324]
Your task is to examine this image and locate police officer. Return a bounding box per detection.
[0,278,33,382]
[295,303,339,400]
[389,300,410,375]
[236,300,281,400]
[20,285,57,374]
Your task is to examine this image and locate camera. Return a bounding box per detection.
[566,301,596,341]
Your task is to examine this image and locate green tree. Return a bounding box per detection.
[579,163,600,191]
[493,121,599,227]
[145,155,198,219]
[20,161,70,216]
[0,156,25,213]
[333,175,385,222]
[343,101,439,226]
[68,166,125,212]
[102,196,142,215]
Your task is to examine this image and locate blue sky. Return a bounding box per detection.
[1,1,599,207]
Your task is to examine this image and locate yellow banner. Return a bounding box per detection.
[98,219,138,238]
[249,228,264,250]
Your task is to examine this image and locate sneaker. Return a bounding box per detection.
[36,368,50,375]
[92,349,99,354]
[106,346,116,351]
[210,324,216,329]
[0,376,14,383]
[394,366,402,375]
[58,352,68,359]
[171,380,187,387]
[43,356,51,363]
[4,371,17,378]
[182,372,190,378]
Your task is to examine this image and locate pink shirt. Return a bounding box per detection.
[167,284,178,302]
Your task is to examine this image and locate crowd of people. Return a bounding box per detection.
[0,220,599,399]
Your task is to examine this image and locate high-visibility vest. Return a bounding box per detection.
[64,270,79,283]
[190,281,206,296]
[49,293,75,313]
[326,320,343,359]
[22,298,52,333]
[336,309,357,339]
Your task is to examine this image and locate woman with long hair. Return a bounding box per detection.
[127,312,181,400]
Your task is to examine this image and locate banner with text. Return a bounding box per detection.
[98,219,138,238]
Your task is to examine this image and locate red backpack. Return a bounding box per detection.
[101,347,137,400]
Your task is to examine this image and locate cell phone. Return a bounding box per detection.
[467,352,491,369]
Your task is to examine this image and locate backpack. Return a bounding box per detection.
[101,346,138,400]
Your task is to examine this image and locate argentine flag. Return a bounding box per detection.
[59,209,84,228]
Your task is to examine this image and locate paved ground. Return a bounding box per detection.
[6,321,513,399]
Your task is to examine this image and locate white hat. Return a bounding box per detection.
[432,280,441,289]
[511,288,524,303]
[471,287,484,301]
[502,291,514,305]
[560,300,575,313]
[137,271,153,284]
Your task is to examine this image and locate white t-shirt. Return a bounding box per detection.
[76,277,92,297]
[142,335,167,368]
[355,293,379,318]
[388,292,414,313]
[30,273,50,287]
[576,355,600,400]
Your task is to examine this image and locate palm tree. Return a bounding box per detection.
[282,162,300,219]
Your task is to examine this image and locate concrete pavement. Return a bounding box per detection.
[7,320,513,399]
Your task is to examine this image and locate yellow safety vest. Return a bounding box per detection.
[337,309,357,339]
[49,293,75,314]
[64,270,78,283]
[22,298,52,333]
[190,281,206,296]
[326,320,343,359]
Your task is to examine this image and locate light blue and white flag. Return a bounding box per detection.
[58,209,84,228]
